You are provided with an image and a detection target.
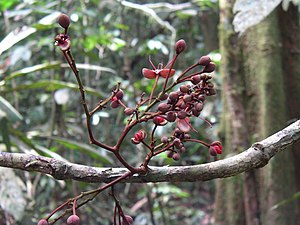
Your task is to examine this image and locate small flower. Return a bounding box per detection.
[131,130,147,144]
[142,58,175,79]
[209,141,222,156]
[142,68,175,79]
[55,33,71,51]
[176,117,196,133]
[153,116,168,126]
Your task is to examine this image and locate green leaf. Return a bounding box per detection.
[155,184,190,198]
[0,96,23,122]
[1,80,105,97]
[48,137,113,165]
[4,61,116,81]
[9,128,68,161]
[0,26,37,55]
[4,61,61,81]
[0,0,18,11]
[271,191,300,210]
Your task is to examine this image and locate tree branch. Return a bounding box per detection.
[0,120,299,183]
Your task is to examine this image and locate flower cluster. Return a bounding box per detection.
[44,13,223,225]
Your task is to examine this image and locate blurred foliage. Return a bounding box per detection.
[0,0,220,224]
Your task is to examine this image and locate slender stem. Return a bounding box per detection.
[148,75,160,106]
[162,54,178,93]
[183,138,210,147]
[49,171,134,224]
[176,62,199,81]
[61,50,115,152]
[72,199,77,215]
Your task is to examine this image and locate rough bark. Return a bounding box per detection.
[0,120,299,183]
[278,4,300,220]
[216,0,247,224]
[218,2,299,225]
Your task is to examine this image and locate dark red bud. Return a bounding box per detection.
[209,147,217,156]
[159,92,168,100]
[110,100,120,108]
[177,111,187,119]
[67,215,80,225]
[167,151,174,158]
[166,111,176,122]
[204,62,216,73]
[124,108,134,115]
[122,215,134,225]
[161,136,169,143]
[116,90,124,99]
[198,55,211,66]
[198,94,205,101]
[58,14,70,29]
[180,85,190,93]
[158,102,169,113]
[195,102,204,111]
[183,94,192,103]
[168,92,179,102]
[38,219,49,225]
[210,141,222,155]
[172,153,181,161]
[173,138,181,148]
[191,75,201,84]
[175,39,186,54]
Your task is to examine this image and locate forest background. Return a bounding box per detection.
[0,0,300,225]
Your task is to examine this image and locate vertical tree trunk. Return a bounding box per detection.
[278,3,300,221]
[215,1,246,224]
[216,1,299,225]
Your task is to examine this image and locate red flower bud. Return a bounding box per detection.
[38,219,49,225]
[124,108,134,116]
[175,39,186,54]
[131,130,147,144]
[203,62,216,73]
[166,111,176,122]
[209,141,222,156]
[58,14,70,30]
[158,102,169,113]
[67,215,80,225]
[168,92,179,102]
[122,215,134,225]
[116,90,124,99]
[198,56,211,66]
[153,116,168,126]
[110,100,120,108]
[172,153,181,161]
[177,111,187,119]
[191,75,201,84]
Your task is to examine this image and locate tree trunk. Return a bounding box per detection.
[215,1,246,224]
[216,1,299,225]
